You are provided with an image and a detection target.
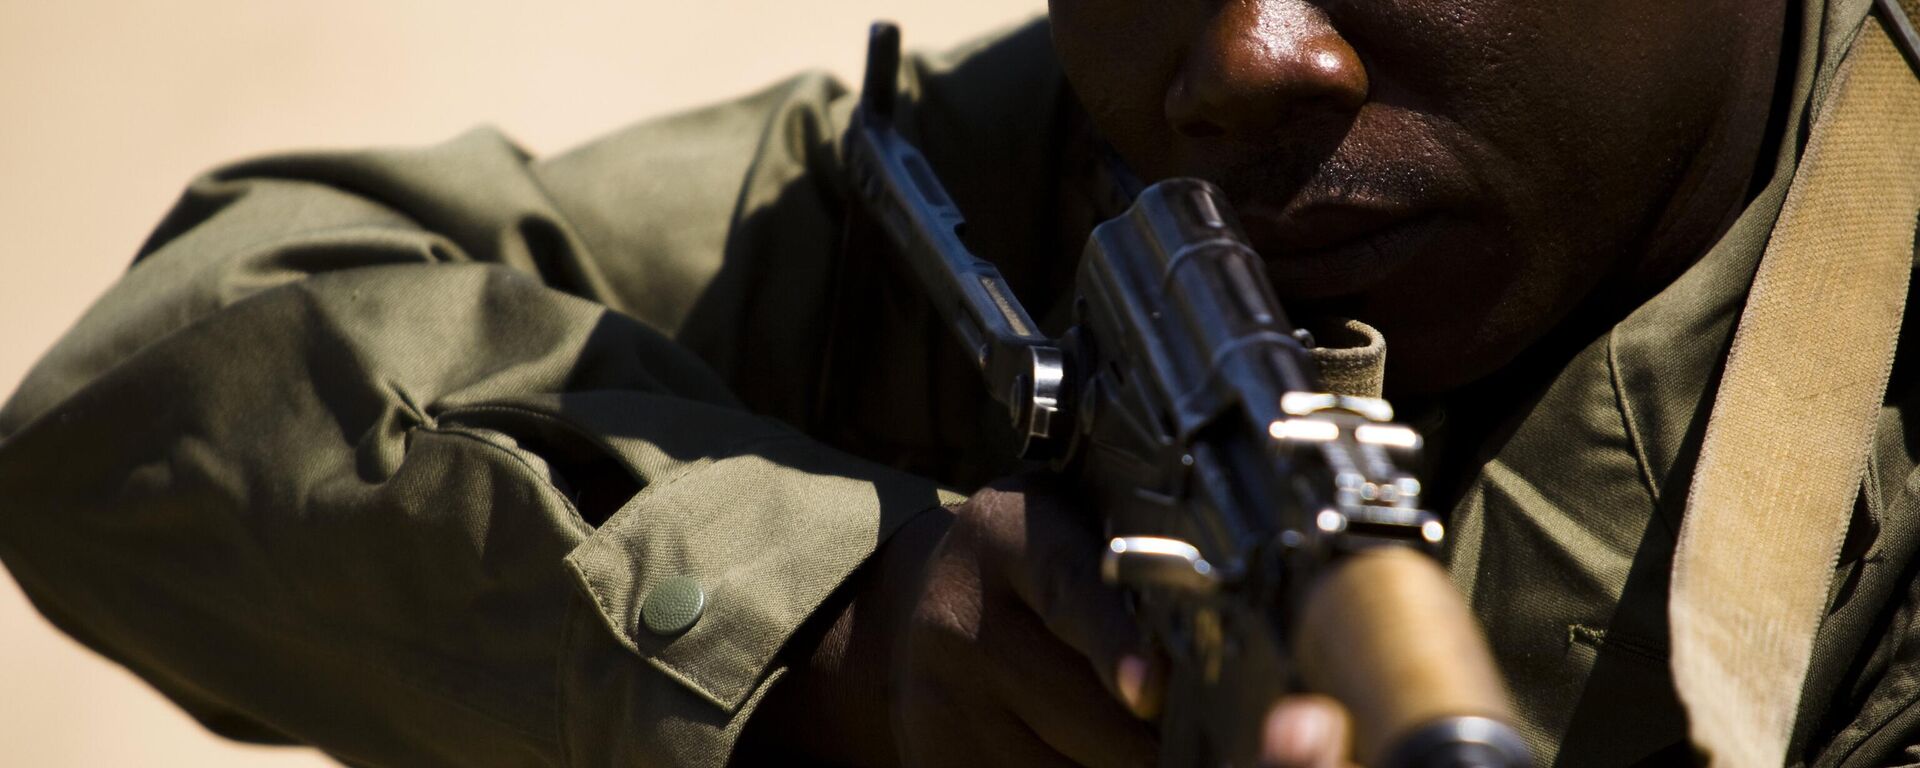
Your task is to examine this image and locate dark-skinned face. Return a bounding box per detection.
[1049,0,1789,392]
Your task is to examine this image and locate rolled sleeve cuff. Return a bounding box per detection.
[558,427,958,764]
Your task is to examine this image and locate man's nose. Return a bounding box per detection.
[1164,0,1368,139]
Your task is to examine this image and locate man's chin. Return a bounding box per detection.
[1268,234,1546,396]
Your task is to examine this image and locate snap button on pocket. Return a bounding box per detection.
[641,576,706,637]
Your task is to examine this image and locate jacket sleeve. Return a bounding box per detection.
[0,87,947,766]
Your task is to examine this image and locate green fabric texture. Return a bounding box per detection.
[0,37,1024,766]
[2,7,1918,768]
[1443,2,1920,765]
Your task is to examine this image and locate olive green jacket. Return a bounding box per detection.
[2,4,1916,767]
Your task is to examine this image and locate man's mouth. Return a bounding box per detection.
[1251,190,1435,251]
[1235,198,1452,299]
[1168,120,1485,300]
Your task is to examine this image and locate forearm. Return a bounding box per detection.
[0,130,943,767]
[735,505,959,766]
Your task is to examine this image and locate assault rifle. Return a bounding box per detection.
[845,23,1531,768]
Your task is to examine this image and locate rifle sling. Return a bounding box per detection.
[1670,11,1920,766]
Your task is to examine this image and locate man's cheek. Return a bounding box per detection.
[1056,64,1179,173]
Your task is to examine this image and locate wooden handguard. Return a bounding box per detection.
[1295,547,1521,767]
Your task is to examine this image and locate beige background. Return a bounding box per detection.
[0,1,1042,764]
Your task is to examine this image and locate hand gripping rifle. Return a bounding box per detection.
[845,24,1531,768]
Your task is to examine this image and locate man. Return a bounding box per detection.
[0,1,1914,766]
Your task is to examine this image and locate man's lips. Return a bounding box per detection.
[1235,199,1453,299]
[1174,129,1484,298]
[1247,195,1435,253]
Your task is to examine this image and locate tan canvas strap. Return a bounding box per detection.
[1670,13,1920,767]
[1892,0,1920,72]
